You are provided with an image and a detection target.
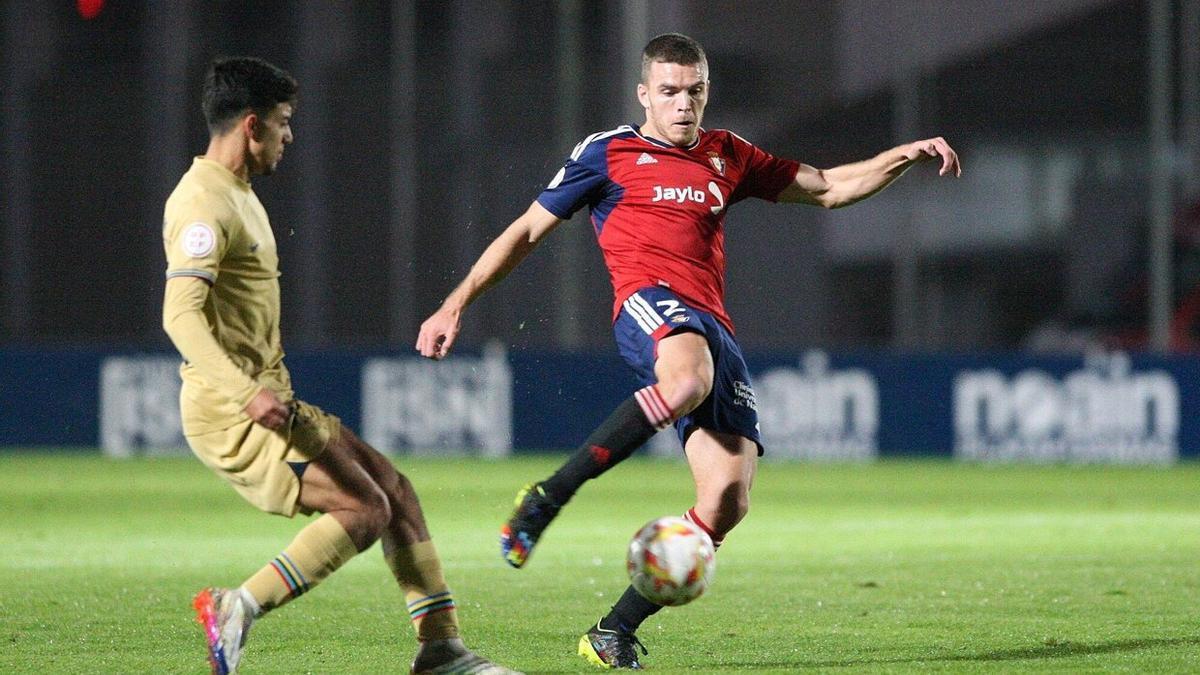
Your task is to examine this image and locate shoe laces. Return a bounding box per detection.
[622,632,648,659]
[603,627,647,664]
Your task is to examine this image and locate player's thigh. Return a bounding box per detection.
[614,287,713,395]
[297,430,389,519]
[655,330,714,392]
[337,426,406,489]
[683,428,758,507]
[185,411,325,518]
[336,427,433,541]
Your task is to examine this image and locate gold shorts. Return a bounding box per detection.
[184,400,340,517]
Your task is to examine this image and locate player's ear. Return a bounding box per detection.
[636,83,650,110]
[242,112,260,140]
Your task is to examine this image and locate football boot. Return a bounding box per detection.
[499,483,561,568]
[577,621,647,669]
[192,587,254,675]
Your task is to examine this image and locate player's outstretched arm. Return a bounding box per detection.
[778,137,961,209]
[416,201,562,360]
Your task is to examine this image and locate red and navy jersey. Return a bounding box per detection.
[536,124,800,332]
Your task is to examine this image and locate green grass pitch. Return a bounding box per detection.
[1,453,1198,673]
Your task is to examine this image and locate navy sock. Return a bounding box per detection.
[539,386,672,505]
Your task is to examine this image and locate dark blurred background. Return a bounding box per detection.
[3,0,1198,354]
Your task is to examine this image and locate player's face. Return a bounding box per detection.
[637,60,709,147]
[248,102,294,176]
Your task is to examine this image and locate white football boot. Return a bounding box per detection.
[193,587,254,674]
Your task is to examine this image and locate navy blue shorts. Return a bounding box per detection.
[613,286,763,455]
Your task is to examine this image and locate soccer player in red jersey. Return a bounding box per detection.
[416,33,960,669]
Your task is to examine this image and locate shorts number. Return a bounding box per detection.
[656,300,685,316]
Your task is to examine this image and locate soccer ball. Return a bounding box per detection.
[626,516,716,606]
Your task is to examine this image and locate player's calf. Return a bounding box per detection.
[682,506,728,549]
[502,385,678,567]
[538,385,672,505]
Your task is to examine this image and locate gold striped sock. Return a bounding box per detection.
[384,539,460,641]
[242,514,358,612]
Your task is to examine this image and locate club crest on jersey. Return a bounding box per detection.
[707,152,726,175]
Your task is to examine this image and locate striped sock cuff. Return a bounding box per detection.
[268,553,311,598]
[633,385,674,430]
[683,508,723,549]
[407,590,456,622]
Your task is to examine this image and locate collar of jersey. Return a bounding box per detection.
[630,124,703,151]
[193,156,252,190]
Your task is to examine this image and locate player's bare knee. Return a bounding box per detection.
[390,470,415,502]
[661,373,711,415]
[353,483,392,543]
[325,491,389,551]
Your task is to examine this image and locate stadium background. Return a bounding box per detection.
[2,0,1199,461]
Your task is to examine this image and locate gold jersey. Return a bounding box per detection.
[162,157,294,434]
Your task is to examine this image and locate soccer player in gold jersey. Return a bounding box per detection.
[162,56,518,675]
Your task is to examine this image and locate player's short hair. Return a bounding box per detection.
[202,56,297,135]
[641,33,707,82]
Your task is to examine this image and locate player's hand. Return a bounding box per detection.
[903,137,961,177]
[416,306,462,360]
[244,388,291,430]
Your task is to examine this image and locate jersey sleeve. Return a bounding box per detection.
[163,195,231,283]
[728,134,801,204]
[161,194,261,410]
[162,277,263,410]
[535,139,610,219]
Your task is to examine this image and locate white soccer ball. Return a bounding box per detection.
[626,516,716,606]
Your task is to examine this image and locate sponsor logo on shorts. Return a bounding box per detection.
[733,381,757,411]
